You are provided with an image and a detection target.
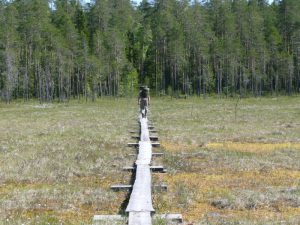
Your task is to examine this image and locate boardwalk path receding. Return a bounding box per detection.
[93,110,182,225]
[126,116,154,224]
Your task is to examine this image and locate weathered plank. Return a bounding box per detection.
[132,135,158,140]
[110,184,167,191]
[126,164,154,212]
[150,136,159,141]
[151,142,160,147]
[129,128,157,132]
[128,152,164,157]
[128,212,152,225]
[110,184,132,191]
[150,166,166,172]
[136,141,152,165]
[128,142,160,147]
[127,142,139,147]
[152,152,164,156]
[123,165,166,173]
[131,136,140,139]
[140,119,150,142]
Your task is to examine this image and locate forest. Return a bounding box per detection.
[0,0,299,102]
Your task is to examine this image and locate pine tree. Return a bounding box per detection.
[0,0,299,101]
[0,2,19,102]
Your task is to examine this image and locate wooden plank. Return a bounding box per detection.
[149,130,158,133]
[130,125,154,129]
[131,136,140,139]
[127,142,139,147]
[110,184,132,190]
[123,165,166,173]
[126,164,154,212]
[132,135,158,141]
[128,152,164,157]
[151,142,160,147]
[136,141,152,165]
[150,166,166,172]
[150,136,159,141]
[152,152,164,156]
[110,184,167,191]
[129,128,156,133]
[140,118,150,142]
[128,212,152,225]
[123,165,164,170]
[123,166,136,170]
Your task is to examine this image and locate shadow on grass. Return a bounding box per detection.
[118,123,141,215]
[118,168,136,215]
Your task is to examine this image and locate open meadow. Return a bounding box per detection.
[0,97,300,224]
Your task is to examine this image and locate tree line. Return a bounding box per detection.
[0,0,299,102]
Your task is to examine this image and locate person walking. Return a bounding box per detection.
[138,86,150,118]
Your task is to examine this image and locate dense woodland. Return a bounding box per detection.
[0,0,300,102]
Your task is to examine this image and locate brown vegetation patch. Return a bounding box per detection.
[161,140,199,153]
[160,168,300,222]
[207,142,300,154]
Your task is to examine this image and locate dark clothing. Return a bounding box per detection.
[139,89,149,118]
[140,98,148,109]
[140,89,148,98]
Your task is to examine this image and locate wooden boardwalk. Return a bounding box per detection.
[93,111,182,225]
[126,116,154,225]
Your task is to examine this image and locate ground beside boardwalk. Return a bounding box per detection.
[0,96,299,224]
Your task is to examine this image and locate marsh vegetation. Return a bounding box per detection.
[0,96,299,224]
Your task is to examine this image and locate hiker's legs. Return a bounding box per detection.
[140,99,146,118]
[144,106,148,117]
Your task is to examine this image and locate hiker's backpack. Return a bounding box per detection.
[140,88,148,98]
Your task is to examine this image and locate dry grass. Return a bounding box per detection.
[0,96,300,224]
[0,98,137,224]
[207,142,300,154]
[151,96,300,224]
